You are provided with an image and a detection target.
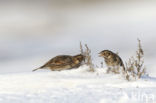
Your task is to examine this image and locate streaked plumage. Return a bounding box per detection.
[99,50,125,73]
[33,54,85,71]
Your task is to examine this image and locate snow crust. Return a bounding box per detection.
[0,65,155,103]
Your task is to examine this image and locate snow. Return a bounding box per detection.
[0,1,156,103]
[0,65,155,103]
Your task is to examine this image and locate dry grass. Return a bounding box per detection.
[124,39,146,81]
[80,42,95,72]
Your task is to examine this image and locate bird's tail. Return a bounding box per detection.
[122,65,126,71]
[32,68,40,72]
[121,62,126,71]
[32,65,45,72]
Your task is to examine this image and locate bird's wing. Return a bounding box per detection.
[47,55,73,66]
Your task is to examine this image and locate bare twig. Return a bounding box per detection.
[79,42,95,72]
[124,39,146,81]
[80,42,83,54]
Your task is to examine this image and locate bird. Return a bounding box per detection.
[32,54,85,72]
[99,50,125,73]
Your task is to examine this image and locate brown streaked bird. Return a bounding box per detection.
[99,50,125,73]
[32,54,85,72]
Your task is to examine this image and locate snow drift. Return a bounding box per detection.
[0,65,155,103]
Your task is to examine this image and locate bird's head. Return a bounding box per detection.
[74,54,85,62]
[99,50,113,58]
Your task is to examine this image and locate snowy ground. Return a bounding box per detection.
[0,65,155,103]
[0,1,156,103]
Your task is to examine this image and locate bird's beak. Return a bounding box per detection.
[98,53,102,57]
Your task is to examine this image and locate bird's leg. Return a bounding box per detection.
[116,66,120,74]
[111,66,120,74]
[106,67,111,74]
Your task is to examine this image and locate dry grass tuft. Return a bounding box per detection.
[80,42,95,72]
[124,39,146,81]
